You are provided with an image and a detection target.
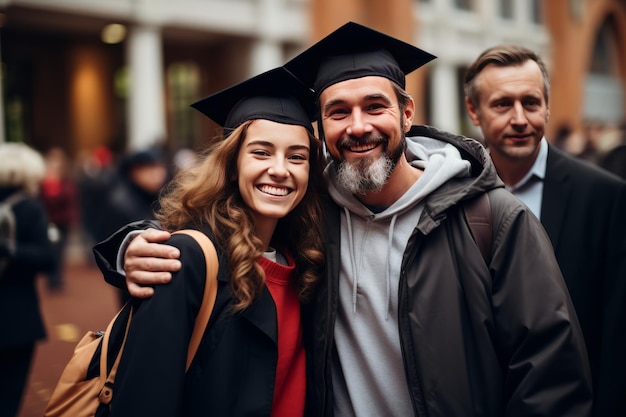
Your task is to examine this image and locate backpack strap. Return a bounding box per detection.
[1,191,28,207]
[0,191,28,255]
[173,229,219,370]
[463,193,493,265]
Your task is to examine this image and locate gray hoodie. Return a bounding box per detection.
[326,134,472,417]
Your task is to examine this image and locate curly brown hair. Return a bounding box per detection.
[155,120,326,311]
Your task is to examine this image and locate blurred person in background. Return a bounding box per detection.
[0,142,55,417]
[576,120,622,165]
[40,147,78,292]
[464,44,626,417]
[76,145,117,253]
[101,147,170,306]
[552,123,573,151]
[600,121,626,180]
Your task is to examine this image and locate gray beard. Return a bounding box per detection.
[335,154,394,195]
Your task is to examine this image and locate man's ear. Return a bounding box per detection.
[465,96,481,127]
[404,97,415,132]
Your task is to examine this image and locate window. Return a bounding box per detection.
[583,17,623,124]
[530,0,543,24]
[3,61,33,143]
[454,0,472,12]
[590,18,617,75]
[167,62,200,149]
[499,0,514,20]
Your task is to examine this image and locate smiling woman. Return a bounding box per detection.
[90,67,326,417]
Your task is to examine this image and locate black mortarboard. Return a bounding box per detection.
[191,67,316,134]
[284,21,436,96]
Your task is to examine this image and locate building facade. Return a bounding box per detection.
[0,0,624,157]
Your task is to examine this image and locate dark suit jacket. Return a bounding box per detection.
[541,144,626,417]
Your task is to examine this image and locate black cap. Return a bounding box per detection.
[191,67,316,134]
[120,148,164,174]
[284,21,436,96]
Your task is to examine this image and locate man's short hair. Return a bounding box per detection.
[463,45,550,107]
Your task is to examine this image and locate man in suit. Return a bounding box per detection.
[464,44,626,417]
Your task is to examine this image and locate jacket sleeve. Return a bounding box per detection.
[108,233,206,416]
[489,192,593,416]
[93,219,163,289]
[596,180,626,416]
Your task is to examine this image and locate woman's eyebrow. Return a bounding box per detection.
[246,140,310,152]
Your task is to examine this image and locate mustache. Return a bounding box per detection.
[338,133,387,148]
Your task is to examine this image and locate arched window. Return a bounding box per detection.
[589,17,618,75]
[584,15,623,125]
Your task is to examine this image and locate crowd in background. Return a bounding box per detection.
[38,144,195,287]
[4,114,624,281]
[555,119,626,179]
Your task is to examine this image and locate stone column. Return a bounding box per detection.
[431,62,460,133]
[126,24,166,151]
[249,0,285,76]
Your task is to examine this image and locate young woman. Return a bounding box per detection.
[107,68,326,417]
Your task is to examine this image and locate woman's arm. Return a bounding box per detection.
[108,233,207,416]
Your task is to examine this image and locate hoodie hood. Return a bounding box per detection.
[406,125,503,234]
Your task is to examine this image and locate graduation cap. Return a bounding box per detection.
[191,67,316,134]
[284,21,437,96]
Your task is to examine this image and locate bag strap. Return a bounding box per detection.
[463,193,492,265]
[99,305,132,404]
[173,229,219,370]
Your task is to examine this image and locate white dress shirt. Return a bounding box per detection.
[503,138,548,220]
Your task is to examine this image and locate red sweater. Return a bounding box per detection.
[258,254,306,417]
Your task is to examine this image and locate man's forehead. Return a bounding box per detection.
[319,76,397,104]
[478,62,542,88]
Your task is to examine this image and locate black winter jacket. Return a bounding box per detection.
[302,126,593,417]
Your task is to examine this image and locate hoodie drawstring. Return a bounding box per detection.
[345,206,397,320]
[385,214,397,320]
[344,207,359,313]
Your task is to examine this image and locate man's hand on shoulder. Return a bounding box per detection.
[125,228,181,298]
